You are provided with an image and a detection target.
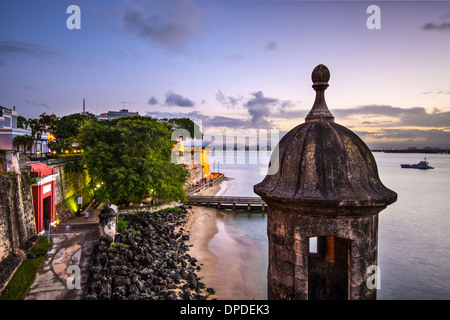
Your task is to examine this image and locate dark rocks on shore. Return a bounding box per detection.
[86,206,214,300]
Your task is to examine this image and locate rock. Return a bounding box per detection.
[98,283,112,300]
[85,292,98,300]
[99,234,114,245]
[86,206,214,301]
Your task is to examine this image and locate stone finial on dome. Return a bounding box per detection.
[305,64,334,123]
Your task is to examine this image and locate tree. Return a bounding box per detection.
[78,116,189,205]
[55,112,95,140]
[13,134,35,156]
[39,112,57,135]
[48,113,95,154]
[161,117,202,139]
[16,116,28,129]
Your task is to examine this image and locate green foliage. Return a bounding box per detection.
[157,207,182,214]
[0,237,51,300]
[61,160,92,213]
[78,116,189,205]
[0,149,6,168]
[161,117,202,139]
[12,135,34,155]
[64,158,85,174]
[16,115,27,129]
[117,216,129,231]
[48,137,77,153]
[54,112,96,140]
[29,236,51,256]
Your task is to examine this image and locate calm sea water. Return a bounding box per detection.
[208,150,450,300]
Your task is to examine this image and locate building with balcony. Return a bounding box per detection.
[0,106,50,155]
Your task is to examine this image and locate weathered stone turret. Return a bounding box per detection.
[254,64,397,300]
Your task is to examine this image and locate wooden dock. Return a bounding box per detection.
[186,196,267,211]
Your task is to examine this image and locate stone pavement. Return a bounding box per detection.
[25,209,101,300]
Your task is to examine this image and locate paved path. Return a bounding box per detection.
[25,210,100,300]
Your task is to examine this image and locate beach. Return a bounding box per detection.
[185,182,267,300]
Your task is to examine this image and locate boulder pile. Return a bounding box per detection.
[86,207,214,300]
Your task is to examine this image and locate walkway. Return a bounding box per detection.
[187,195,267,211]
[25,209,100,300]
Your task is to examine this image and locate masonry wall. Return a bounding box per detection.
[53,164,93,222]
[0,174,36,263]
[266,202,382,300]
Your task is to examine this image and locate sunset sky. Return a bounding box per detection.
[1,0,450,148]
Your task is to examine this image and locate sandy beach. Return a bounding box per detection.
[185,183,267,300]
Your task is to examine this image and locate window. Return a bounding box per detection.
[309,237,318,254]
[326,237,335,263]
[4,116,11,128]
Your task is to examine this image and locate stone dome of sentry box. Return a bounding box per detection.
[254,64,397,210]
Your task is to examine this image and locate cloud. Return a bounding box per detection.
[146,110,248,129]
[121,0,205,53]
[422,21,450,31]
[333,105,450,128]
[148,96,159,105]
[25,99,51,110]
[244,91,279,128]
[215,90,299,128]
[215,90,242,109]
[357,128,450,149]
[0,40,64,66]
[165,91,195,107]
[265,40,278,51]
[422,89,450,95]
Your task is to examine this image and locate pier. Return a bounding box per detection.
[186,196,267,212]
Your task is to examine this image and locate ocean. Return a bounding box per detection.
[207,150,450,300]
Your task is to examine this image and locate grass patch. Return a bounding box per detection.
[0,237,51,300]
[117,216,129,231]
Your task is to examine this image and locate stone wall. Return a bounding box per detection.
[53,163,93,222]
[266,202,381,300]
[186,151,204,188]
[0,173,36,264]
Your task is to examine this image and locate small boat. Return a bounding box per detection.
[400,158,434,169]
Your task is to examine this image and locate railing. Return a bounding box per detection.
[186,195,266,211]
[19,155,79,168]
[187,173,225,196]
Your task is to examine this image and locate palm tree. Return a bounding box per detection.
[22,135,35,156]
[28,119,45,156]
[39,112,56,133]
[13,135,26,153]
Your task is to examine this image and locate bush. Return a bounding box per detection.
[117,216,128,231]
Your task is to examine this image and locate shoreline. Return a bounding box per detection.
[184,184,221,294]
[185,181,267,300]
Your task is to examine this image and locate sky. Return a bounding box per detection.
[1,0,450,149]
